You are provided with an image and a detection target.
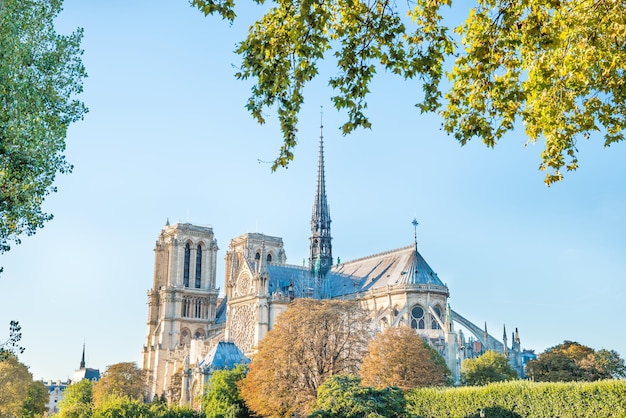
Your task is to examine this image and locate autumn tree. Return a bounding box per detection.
[594,349,626,379]
[0,320,25,361]
[360,326,451,390]
[460,350,517,386]
[192,0,624,184]
[239,299,370,417]
[526,341,626,382]
[202,364,252,418]
[0,353,48,417]
[92,362,146,407]
[309,374,406,418]
[0,0,87,262]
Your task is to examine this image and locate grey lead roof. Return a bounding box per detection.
[264,245,447,299]
[198,341,249,373]
[335,245,444,287]
[267,264,313,297]
[215,297,227,324]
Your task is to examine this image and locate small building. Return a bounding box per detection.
[44,344,100,415]
[43,379,69,415]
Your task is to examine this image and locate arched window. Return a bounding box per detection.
[183,243,190,287]
[432,305,442,330]
[410,305,425,330]
[255,252,261,261]
[266,253,272,263]
[182,296,191,317]
[195,245,202,288]
[180,328,191,346]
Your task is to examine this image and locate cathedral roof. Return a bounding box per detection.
[215,297,228,324]
[261,245,447,299]
[267,264,315,298]
[198,341,249,373]
[325,245,447,297]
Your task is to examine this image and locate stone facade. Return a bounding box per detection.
[142,222,221,401]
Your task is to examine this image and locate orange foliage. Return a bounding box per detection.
[360,326,451,390]
[239,299,370,417]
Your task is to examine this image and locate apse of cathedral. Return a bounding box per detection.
[142,122,530,406]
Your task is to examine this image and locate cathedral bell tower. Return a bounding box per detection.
[309,113,332,278]
[142,222,219,401]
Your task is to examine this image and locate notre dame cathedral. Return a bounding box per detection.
[142,124,529,406]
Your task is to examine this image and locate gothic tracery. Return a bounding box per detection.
[230,304,255,352]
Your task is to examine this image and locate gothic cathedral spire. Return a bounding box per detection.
[310,110,332,277]
[80,342,86,369]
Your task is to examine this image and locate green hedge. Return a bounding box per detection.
[406,380,626,418]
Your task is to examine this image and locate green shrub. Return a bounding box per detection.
[309,375,406,418]
[406,380,626,417]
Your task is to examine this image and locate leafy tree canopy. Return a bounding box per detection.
[58,382,204,418]
[0,0,87,262]
[192,0,624,184]
[92,362,146,407]
[22,380,50,417]
[57,378,94,418]
[594,348,626,379]
[91,396,150,418]
[360,326,451,390]
[526,341,626,382]
[0,353,48,417]
[202,363,252,418]
[60,381,204,418]
[146,403,204,418]
[460,350,517,386]
[309,374,406,418]
[239,298,370,417]
[0,320,25,361]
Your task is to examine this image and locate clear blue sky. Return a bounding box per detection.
[1,1,625,381]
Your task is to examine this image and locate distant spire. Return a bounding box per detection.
[412,218,419,251]
[503,325,508,356]
[165,218,170,226]
[80,342,86,369]
[483,322,489,351]
[310,107,332,277]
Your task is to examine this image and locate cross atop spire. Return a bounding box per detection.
[310,107,332,277]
